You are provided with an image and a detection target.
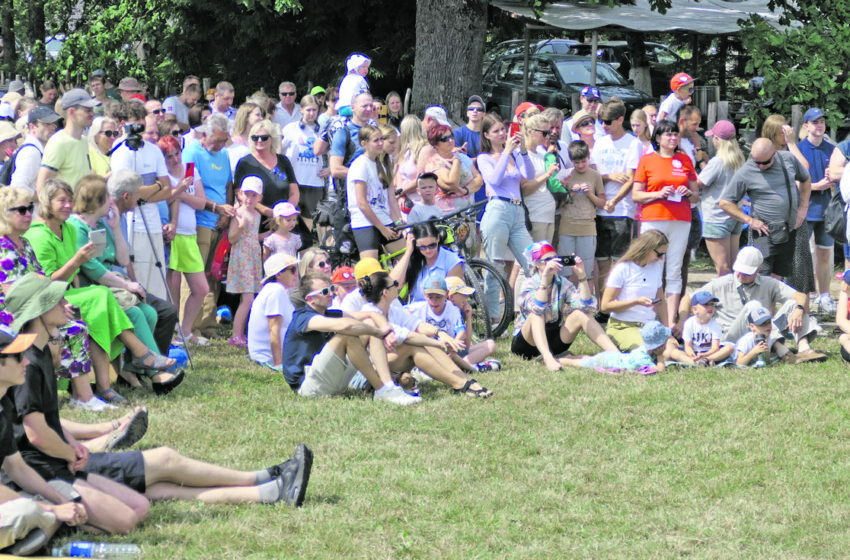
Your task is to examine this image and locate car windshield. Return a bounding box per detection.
[554,60,626,86]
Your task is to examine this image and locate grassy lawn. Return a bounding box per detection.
[52,327,850,559]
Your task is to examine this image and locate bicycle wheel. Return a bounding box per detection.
[466,258,513,338]
[463,265,492,340]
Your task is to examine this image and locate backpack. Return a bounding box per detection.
[0,143,42,186]
[824,188,848,245]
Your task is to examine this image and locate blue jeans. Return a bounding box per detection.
[480,199,533,317]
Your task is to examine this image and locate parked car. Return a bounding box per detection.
[483,39,580,74]
[482,53,655,121]
[569,41,685,97]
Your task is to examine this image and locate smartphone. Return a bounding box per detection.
[185,162,195,178]
[88,228,107,258]
[561,254,577,266]
[650,298,662,304]
[69,305,82,321]
[509,122,521,139]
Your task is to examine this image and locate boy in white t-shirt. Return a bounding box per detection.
[406,172,443,224]
[680,291,734,365]
[657,72,695,124]
[735,304,773,367]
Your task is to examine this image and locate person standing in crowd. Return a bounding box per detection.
[281,95,328,229]
[210,81,236,121]
[8,108,60,195]
[163,76,201,131]
[562,86,605,143]
[797,107,837,314]
[697,120,745,277]
[274,82,301,130]
[642,104,658,133]
[385,91,404,128]
[521,113,561,242]
[36,81,58,111]
[454,95,485,159]
[718,138,811,286]
[117,78,144,102]
[226,176,264,348]
[86,116,121,177]
[36,89,99,194]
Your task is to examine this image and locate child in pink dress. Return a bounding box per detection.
[227,175,263,347]
[262,201,302,261]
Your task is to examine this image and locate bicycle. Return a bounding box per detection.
[382,200,514,339]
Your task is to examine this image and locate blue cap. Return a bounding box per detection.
[691,290,719,306]
[423,272,447,295]
[748,305,772,326]
[640,320,671,351]
[581,85,601,100]
[843,269,850,285]
[804,108,824,122]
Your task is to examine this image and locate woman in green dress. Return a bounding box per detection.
[24,178,176,405]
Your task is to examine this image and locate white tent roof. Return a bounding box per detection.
[490,0,785,34]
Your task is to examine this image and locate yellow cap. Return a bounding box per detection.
[353,258,383,279]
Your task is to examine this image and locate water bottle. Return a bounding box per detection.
[52,542,141,558]
[755,333,768,365]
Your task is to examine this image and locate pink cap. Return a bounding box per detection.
[705,120,736,140]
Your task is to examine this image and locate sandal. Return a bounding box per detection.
[228,335,247,348]
[104,407,148,451]
[131,350,176,371]
[452,379,492,398]
[184,333,211,347]
[152,369,186,396]
[96,388,128,406]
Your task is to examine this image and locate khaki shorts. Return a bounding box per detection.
[297,342,357,397]
[606,317,644,351]
[0,498,55,549]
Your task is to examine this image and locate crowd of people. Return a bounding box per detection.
[0,56,845,552]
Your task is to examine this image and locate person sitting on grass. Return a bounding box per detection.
[836,270,850,365]
[248,253,299,371]
[6,273,313,510]
[734,304,774,367]
[281,272,421,405]
[679,291,735,366]
[406,272,499,374]
[329,266,357,310]
[446,276,500,372]
[559,320,673,375]
[406,172,443,224]
[512,241,619,371]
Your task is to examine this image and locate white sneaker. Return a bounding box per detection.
[373,385,421,406]
[69,396,117,411]
[410,367,433,384]
[818,294,837,315]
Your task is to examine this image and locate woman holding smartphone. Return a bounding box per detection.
[511,241,617,371]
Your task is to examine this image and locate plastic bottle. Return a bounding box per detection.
[52,542,141,558]
[755,333,768,366]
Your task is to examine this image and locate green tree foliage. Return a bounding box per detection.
[740,1,850,128]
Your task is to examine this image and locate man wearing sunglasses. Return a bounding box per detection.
[453,95,485,159]
[562,85,606,143]
[658,72,694,124]
[273,81,301,130]
[9,107,60,195]
[144,99,166,126]
[718,138,812,281]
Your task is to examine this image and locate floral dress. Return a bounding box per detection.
[226,212,262,294]
[0,236,92,379]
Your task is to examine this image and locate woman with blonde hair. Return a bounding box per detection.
[521,113,562,241]
[761,114,808,168]
[698,120,746,276]
[395,115,435,206]
[228,101,266,174]
[385,91,404,128]
[298,247,332,278]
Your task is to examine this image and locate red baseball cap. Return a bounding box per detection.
[332,266,356,284]
[669,73,695,92]
[515,101,543,118]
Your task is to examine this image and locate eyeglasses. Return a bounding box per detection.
[653,249,666,258]
[753,154,774,166]
[307,286,332,297]
[438,135,454,143]
[7,203,34,216]
[315,260,330,269]
[417,242,439,251]
[467,106,484,112]
[251,134,271,142]
[532,129,551,135]
[586,98,601,103]
[150,109,165,115]
[100,130,120,138]
[170,129,181,137]
[602,119,614,125]
[577,120,594,128]
[279,92,296,97]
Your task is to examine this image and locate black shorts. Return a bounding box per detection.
[511,321,571,360]
[687,210,702,251]
[83,450,147,493]
[352,224,390,253]
[595,216,633,260]
[750,227,796,278]
[298,185,326,221]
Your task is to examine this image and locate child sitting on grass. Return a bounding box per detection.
[446,276,500,372]
[406,172,443,223]
[560,320,674,374]
[679,290,735,365]
[734,304,773,367]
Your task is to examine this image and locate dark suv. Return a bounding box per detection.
[569,41,684,97]
[482,53,655,120]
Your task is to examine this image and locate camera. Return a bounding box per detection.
[69,305,82,321]
[125,123,145,151]
[561,254,577,266]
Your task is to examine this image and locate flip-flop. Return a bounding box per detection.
[131,350,176,371]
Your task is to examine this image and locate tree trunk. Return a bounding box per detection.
[0,1,16,77]
[28,1,46,71]
[626,33,652,97]
[413,0,488,123]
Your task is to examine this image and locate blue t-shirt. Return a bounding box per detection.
[410,248,463,303]
[282,306,343,390]
[329,121,363,164]
[453,126,481,159]
[182,141,231,230]
[798,137,835,221]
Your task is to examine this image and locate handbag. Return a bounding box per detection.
[211,231,231,282]
[760,156,795,245]
[824,188,848,244]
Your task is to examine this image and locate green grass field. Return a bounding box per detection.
[52,326,850,559]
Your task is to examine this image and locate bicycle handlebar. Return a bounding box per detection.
[398,199,488,231]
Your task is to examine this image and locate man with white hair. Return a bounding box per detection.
[680,246,825,364]
[273,81,300,130]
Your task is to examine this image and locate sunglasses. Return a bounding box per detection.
[151,109,165,115]
[315,260,330,269]
[653,249,666,258]
[417,242,439,251]
[170,129,181,137]
[279,92,296,97]
[753,155,774,166]
[251,134,271,142]
[541,256,560,262]
[467,106,484,112]
[1,352,23,363]
[100,130,120,138]
[307,286,333,297]
[586,98,601,103]
[532,128,551,135]
[438,135,454,143]
[7,203,34,216]
[577,120,594,128]
[602,119,614,125]
[386,280,400,289]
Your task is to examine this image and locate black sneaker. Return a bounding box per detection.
[278,444,313,507]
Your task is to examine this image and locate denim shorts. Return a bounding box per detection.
[808,220,833,248]
[702,218,743,239]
